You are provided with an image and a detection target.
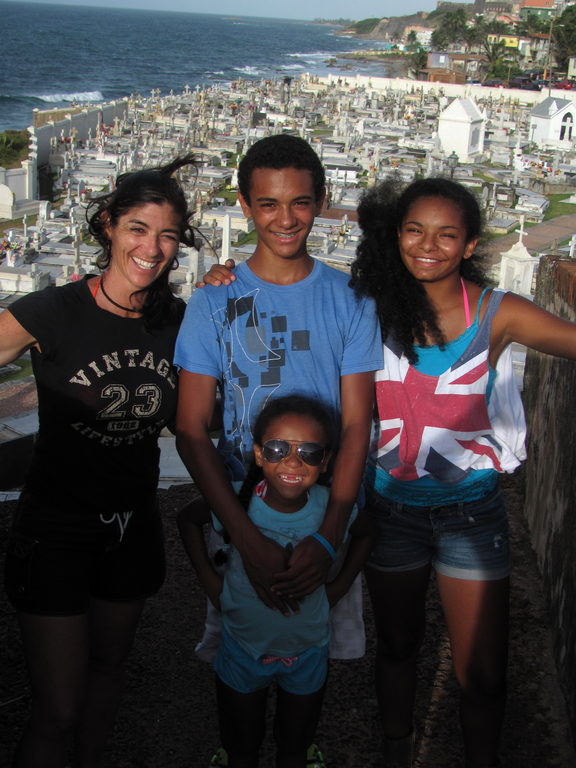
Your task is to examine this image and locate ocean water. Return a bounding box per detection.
[2,1,391,133]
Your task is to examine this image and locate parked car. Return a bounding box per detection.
[482,78,505,87]
[554,79,576,90]
[521,81,542,91]
[509,76,541,91]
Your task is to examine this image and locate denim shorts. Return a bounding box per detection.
[365,485,510,581]
[214,629,328,695]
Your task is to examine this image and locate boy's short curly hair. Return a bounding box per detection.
[238,134,325,204]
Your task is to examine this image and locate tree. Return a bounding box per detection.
[552,6,576,71]
[482,39,519,79]
[430,8,470,49]
[409,46,428,75]
[406,30,418,50]
[348,18,381,35]
[461,25,483,53]
[515,14,549,36]
[431,26,450,51]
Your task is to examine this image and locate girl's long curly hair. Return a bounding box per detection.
[87,154,197,329]
[350,177,491,364]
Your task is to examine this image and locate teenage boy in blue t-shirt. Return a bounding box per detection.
[174,134,382,611]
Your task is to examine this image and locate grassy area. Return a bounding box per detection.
[217,186,238,206]
[0,356,33,384]
[0,130,30,170]
[0,214,38,238]
[474,171,499,183]
[236,230,258,246]
[544,193,575,220]
[348,17,380,34]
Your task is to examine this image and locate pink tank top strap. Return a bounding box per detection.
[461,277,471,328]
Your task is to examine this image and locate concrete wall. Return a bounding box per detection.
[31,100,129,165]
[0,100,128,216]
[0,163,37,218]
[2,167,26,199]
[523,255,576,744]
[308,74,553,105]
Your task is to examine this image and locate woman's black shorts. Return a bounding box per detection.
[4,490,165,615]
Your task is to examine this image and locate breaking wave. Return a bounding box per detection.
[32,91,105,104]
[232,66,263,77]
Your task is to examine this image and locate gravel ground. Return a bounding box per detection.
[1,470,575,768]
[0,378,38,421]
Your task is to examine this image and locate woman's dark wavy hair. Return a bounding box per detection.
[237,395,335,511]
[350,176,491,364]
[87,154,197,329]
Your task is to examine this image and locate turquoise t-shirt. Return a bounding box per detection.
[213,483,357,660]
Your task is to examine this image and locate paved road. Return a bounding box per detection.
[489,213,576,257]
[1,475,575,768]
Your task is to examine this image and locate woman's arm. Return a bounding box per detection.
[326,509,376,608]
[491,292,576,366]
[0,310,38,366]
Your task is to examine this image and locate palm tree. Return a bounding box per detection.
[431,8,470,49]
[461,25,483,53]
[431,26,450,51]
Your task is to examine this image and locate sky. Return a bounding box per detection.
[10,0,442,22]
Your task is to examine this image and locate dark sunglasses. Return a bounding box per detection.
[261,439,326,467]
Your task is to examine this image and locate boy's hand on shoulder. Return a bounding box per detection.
[272,536,332,599]
[196,259,237,288]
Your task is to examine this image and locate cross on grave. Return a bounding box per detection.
[515,215,527,245]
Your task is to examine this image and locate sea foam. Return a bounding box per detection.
[232,66,263,77]
[33,91,105,104]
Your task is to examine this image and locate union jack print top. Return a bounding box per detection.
[371,289,526,490]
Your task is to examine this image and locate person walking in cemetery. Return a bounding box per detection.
[179,395,374,768]
[0,155,195,768]
[350,176,576,768]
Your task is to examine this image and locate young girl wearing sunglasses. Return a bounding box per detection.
[179,395,373,768]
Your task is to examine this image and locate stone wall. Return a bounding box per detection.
[31,100,129,166]
[523,254,576,743]
[308,74,550,105]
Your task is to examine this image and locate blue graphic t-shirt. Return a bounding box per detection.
[175,259,382,475]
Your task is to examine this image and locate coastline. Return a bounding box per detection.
[332,52,410,77]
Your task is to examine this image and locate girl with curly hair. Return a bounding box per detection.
[351,177,576,768]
